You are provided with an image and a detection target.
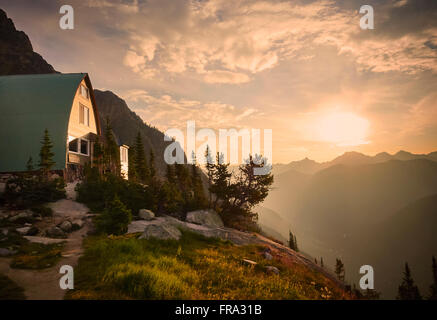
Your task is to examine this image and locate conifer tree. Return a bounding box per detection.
[190,151,207,209]
[38,129,56,175]
[335,258,345,281]
[397,263,422,300]
[103,118,120,175]
[288,230,296,250]
[93,137,104,175]
[128,144,137,181]
[149,149,156,179]
[166,164,176,184]
[429,256,437,300]
[204,145,214,207]
[133,132,149,183]
[294,234,299,252]
[320,257,324,268]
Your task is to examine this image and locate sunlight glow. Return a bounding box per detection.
[316,112,370,146]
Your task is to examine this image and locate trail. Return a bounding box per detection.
[0,188,91,300]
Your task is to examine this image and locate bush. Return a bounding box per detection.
[31,205,53,217]
[3,174,65,209]
[96,195,132,235]
[76,167,156,215]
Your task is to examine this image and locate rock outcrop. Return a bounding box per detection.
[186,209,224,228]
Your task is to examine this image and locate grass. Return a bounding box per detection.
[0,274,26,300]
[10,241,65,269]
[67,231,349,300]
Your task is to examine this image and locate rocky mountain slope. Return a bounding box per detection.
[0,9,56,75]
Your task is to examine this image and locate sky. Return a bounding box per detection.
[1,0,437,163]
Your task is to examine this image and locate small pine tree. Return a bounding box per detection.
[96,195,132,235]
[320,257,324,268]
[314,258,318,265]
[288,230,296,251]
[38,129,56,175]
[335,258,345,281]
[429,256,437,300]
[26,156,34,171]
[397,262,422,300]
[294,234,299,252]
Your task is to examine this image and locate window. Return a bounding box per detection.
[80,84,89,99]
[80,139,89,155]
[120,146,128,163]
[68,138,78,153]
[68,137,89,156]
[79,104,89,126]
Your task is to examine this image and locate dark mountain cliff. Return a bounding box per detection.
[0,9,56,75]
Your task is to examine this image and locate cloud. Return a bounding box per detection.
[203,70,250,84]
[123,89,260,131]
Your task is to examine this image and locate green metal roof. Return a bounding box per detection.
[0,73,94,172]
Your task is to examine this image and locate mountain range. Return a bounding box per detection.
[259,153,437,298]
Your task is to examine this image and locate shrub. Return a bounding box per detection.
[31,205,53,217]
[96,195,132,235]
[3,174,65,209]
[76,167,156,215]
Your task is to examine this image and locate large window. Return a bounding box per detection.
[120,146,128,163]
[68,136,89,156]
[80,84,89,99]
[79,103,89,126]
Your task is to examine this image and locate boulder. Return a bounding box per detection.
[139,223,181,240]
[16,226,31,235]
[71,219,84,230]
[46,226,67,239]
[265,266,280,275]
[186,209,224,228]
[59,221,73,233]
[138,209,155,221]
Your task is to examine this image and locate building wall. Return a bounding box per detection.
[68,79,98,138]
[67,79,98,166]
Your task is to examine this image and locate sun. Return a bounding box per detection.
[316,112,370,146]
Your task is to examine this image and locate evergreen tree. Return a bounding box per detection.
[429,256,437,300]
[149,149,156,179]
[335,258,345,281]
[103,118,120,175]
[288,230,296,250]
[93,137,104,176]
[190,152,208,210]
[320,257,324,268]
[397,263,422,300]
[294,234,299,252]
[26,156,34,171]
[128,144,137,181]
[210,153,232,210]
[204,145,214,207]
[166,164,176,184]
[38,129,56,175]
[133,132,149,183]
[315,258,318,265]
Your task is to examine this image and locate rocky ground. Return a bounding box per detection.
[1,191,343,299]
[0,184,92,299]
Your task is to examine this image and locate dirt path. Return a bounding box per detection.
[0,195,91,300]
